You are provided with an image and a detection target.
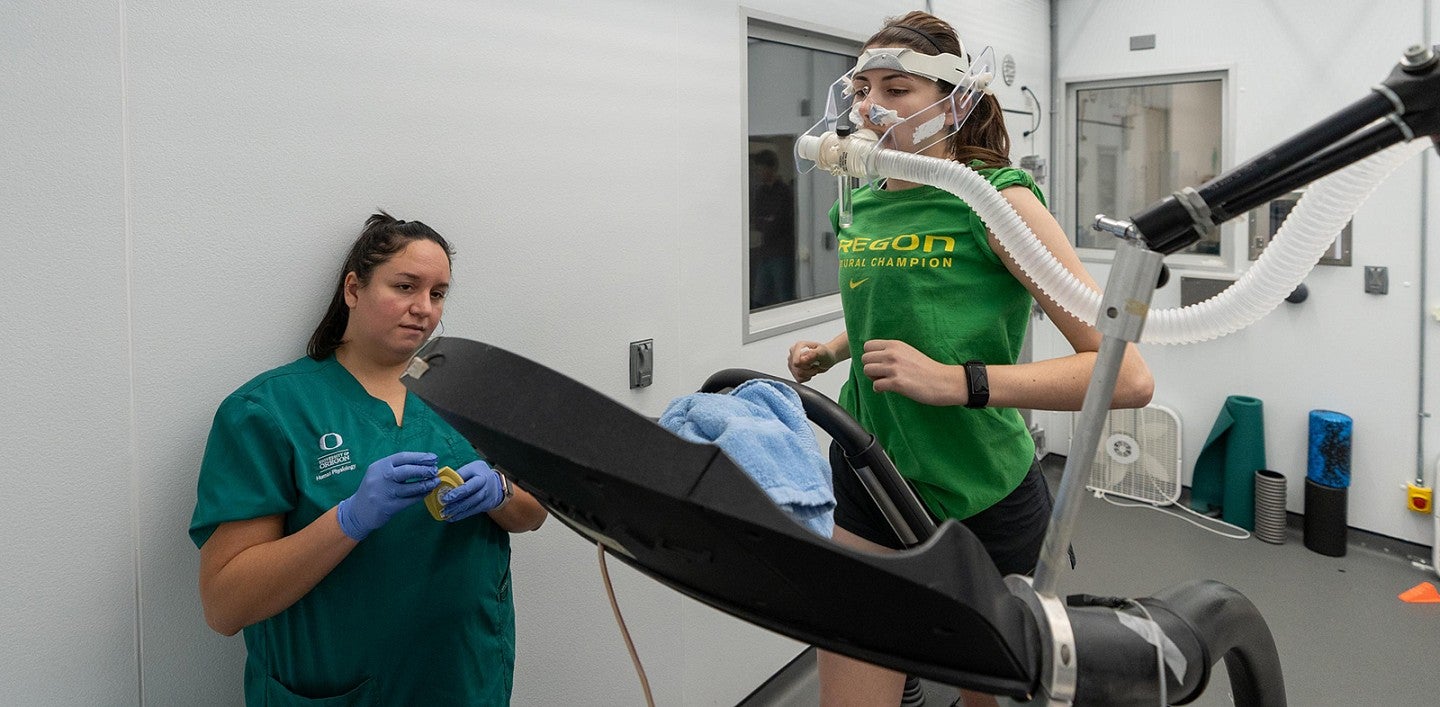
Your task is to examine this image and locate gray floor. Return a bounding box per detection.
[742,454,1440,706]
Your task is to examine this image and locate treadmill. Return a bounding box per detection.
[403,339,1284,706]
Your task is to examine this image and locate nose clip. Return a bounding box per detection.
[847,103,902,129]
[867,104,901,126]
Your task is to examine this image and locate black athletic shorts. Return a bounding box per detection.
[830,442,1057,576]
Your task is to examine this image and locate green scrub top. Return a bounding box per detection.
[190,355,514,706]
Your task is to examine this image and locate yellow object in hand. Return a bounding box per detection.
[425,466,465,521]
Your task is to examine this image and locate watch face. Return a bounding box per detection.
[964,361,989,407]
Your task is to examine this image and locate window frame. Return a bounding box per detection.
[742,15,862,343]
[1062,69,1235,272]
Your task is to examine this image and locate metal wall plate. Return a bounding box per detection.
[1249,190,1352,265]
[1364,266,1389,294]
[1179,276,1235,307]
[1129,34,1156,51]
[629,339,653,388]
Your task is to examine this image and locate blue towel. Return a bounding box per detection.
[658,379,834,537]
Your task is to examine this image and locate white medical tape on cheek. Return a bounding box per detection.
[1116,611,1188,683]
[910,113,947,143]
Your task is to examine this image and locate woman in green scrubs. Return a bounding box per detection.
[191,211,547,705]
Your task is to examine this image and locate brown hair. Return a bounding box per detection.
[307,210,454,360]
[864,11,1010,169]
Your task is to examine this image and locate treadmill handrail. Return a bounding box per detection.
[699,368,939,545]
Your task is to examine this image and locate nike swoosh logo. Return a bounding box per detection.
[849,278,869,289]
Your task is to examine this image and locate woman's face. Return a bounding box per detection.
[342,238,451,363]
[852,64,950,155]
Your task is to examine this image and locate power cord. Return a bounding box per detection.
[1094,490,1251,539]
[1020,85,1042,138]
[598,544,656,707]
[1123,599,1168,707]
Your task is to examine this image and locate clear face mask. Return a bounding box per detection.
[794,45,997,182]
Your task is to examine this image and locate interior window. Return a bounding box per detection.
[745,22,859,340]
[1068,73,1226,257]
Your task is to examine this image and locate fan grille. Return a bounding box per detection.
[1083,405,1181,505]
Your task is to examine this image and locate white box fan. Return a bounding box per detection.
[1082,404,1182,506]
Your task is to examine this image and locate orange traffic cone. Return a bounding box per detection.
[1399,581,1440,603]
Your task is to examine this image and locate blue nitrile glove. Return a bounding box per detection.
[440,459,508,522]
[336,451,440,541]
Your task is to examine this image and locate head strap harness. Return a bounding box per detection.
[850,46,970,86]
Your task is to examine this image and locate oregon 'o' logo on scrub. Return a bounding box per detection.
[319,432,344,451]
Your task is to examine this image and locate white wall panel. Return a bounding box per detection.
[21,1,1434,704]
[1055,0,1434,544]
[1,0,1051,704]
[0,1,138,704]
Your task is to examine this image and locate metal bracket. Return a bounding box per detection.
[1006,575,1077,706]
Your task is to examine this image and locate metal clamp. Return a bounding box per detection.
[1173,187,1215,235]
[1006,575,1077,706]
[1094,237,1166,341]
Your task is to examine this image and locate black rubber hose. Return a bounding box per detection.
[1063,579,1285,706]
[1151,579,1287,706]
[1065,597,1206,706]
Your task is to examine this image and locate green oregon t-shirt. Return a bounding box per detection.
[190,355,514,706]
[835,166,1044,521]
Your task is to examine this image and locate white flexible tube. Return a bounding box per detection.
[798,135,1429,345]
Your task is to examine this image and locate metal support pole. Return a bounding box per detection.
[1033,234,1164,598]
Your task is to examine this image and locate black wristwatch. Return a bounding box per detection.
[963,360,989,409]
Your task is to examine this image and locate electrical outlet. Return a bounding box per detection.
[629,339,653,388]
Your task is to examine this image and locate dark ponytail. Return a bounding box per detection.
[307,210,454,360]
[865,11,1010,169]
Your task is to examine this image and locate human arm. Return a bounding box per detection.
[988,184,1152,410]
[859,186,1152,411]
[440,459,547,532]
[488,485,547,532]
[199,510,355,636]
[197,451,439,635]
[787,331,851,383]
